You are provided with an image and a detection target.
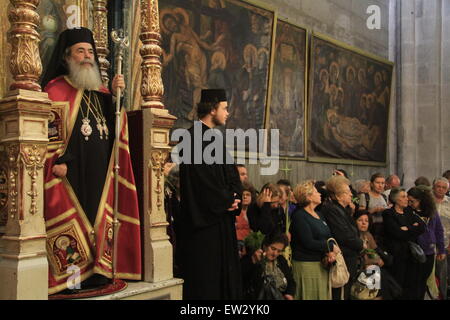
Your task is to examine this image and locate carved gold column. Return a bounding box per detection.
[0,0,50,300]
[91,0,110,86]
[140,0,164,109]
[8,0,42,92]
[136,0,178,290]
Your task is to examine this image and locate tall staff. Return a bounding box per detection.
[110,29,129,282]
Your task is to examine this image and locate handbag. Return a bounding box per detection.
[408,241,426,263]
[350,265,380,300]
[351,278,379,300]
[257,274,285,300]
[327,238,350,288]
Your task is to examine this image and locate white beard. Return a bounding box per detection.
[67,58,103,91]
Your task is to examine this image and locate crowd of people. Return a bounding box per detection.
[165,164,450,300]
[38,26,449,301]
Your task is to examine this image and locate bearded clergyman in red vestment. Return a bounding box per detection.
[40,27,141,294]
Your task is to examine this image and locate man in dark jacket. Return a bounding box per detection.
[178,89,243,300]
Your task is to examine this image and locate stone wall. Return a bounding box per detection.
[398,0,450,188]
[245,0,394,189]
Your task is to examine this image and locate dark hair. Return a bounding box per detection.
[354,210,373,227]
[197,101,219,119]
[314,180,326,190]
[370,172,385,183]
[389,187,406,204]
[443,170,450,180]
[414,176,431,187]
[242,181,257,202]
[262,232,289,248]
[277,179,291,187]
[407,186,436,217]
[236,164,246,169]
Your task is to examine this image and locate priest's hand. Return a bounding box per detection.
[52,163,67,177]
[112,74,125,96]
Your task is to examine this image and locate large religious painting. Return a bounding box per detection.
[159,0,275,132]
[308,33,394,165]
[267,19,307,159]
[37,0,90,75]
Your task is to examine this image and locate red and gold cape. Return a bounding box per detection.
[44,76,141,295]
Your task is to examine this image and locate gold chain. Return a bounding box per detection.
[81,91,109,140]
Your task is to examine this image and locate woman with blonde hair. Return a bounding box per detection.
[290,180,338,300]
[321,175,364,300]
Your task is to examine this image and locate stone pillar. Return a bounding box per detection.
[442,1,450,172]
[398,0,418,187]
[138,0,177,283]
[91,0,111,86]
[0,0,51,300]
[397,0,450,186]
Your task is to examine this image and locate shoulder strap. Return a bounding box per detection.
[381,193,388,203]
[327,238,338,252]
[364,193,370,208]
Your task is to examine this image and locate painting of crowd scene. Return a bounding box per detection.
[308,34,393,164]
[159,0,274,133]
[268,19,306,158]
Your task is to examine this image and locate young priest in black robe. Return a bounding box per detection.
[178,89,243,300]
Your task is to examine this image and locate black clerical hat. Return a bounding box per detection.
[40,27,100,89]
[60,28,97,50]
[200,89,227,103]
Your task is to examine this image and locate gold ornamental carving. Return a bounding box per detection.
[8,0,42,92]
[140,0,164,109]
[91,0,110,86]
[141,0,160,33]
[150,150,169,209]
[21,144,46,217]
[0,153,9,226]
[7,144,20,220]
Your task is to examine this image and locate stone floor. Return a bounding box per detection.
[80,278,183,300]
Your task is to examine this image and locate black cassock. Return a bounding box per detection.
[178,122,243,300]
[56,90,115,225]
